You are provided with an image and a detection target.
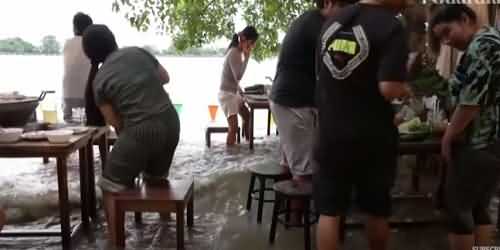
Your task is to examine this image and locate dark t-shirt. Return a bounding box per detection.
[315,4,408,150]
[270,9,325,108]
[93,47,173,127]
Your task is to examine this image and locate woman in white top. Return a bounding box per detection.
[218,26,259,145]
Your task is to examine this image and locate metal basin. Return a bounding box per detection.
[0,91,54,127]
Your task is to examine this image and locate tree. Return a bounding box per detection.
[40,35,61,55]
[111,0,314,60]
[0,38,38,54]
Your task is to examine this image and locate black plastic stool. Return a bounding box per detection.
[246,164,288,223]
[269,180,316,250]
[269,180,346,249]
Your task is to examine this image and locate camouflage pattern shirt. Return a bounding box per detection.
[449,26,500,149]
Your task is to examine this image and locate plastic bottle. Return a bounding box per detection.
[41,93,58,124]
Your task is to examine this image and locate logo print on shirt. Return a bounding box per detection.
[321,22,370,80]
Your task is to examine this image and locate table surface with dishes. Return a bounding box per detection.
[0,123,104,250]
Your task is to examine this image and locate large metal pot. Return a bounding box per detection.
[0,91,54,127]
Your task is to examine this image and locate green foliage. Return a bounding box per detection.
[0,38,38,54]
[410,67,448,98]
[112,0,315,60]
[40,35,61,55]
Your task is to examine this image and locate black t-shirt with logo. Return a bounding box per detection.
[315,4,408,151]
[270,10,325,108]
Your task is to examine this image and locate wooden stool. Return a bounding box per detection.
[205,125,240,148]
[268,180,346,250]
[104,178,194,250]
[246,164,288,223]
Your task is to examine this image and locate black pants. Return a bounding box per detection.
[102,107,180,190]
[446,141,500,234]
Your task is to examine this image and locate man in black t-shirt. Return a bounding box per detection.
[269,0,356,225]
[270,0,356,180]
[314,1,411,249]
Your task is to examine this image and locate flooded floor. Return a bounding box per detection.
[0,133,499,249]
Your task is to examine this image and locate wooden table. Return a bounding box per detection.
[244,96,272,150]
[399,138,442,193]
[0,130,96,250]
[343,137,444,231]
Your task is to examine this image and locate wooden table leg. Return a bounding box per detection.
[86,142,97,220]
[176,204,185,250]
[78,148,90,230]
[413,154,425,192]
[98,133,108,167]
[187,192,194,228]
[267,109,271,136]
[249,107,255,150]
[436,161,447,210]
[56,156,71,250]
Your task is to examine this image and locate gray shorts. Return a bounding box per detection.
[63,98,85,122]
[270,101,317,176]
[99,108,180,192]
[446,141,500,233]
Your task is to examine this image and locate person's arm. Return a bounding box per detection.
[137,47,169,85]
[379,81,412,100]
[377,22,411,100]
[229,48,249,81]
[441,48,495,163]
[98,103,122,132]
[158,64,170,85]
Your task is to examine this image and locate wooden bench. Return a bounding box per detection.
[205,125,240,148]
[103,178,194,250]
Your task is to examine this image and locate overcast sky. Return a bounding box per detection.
[0,0,173,49]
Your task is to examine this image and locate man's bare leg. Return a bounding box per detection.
[317,215,340,250]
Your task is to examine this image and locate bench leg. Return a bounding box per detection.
[303,199,311,250]
[135,212,142,224]
[176,204,185,250]
[43,157,49,164]
[237,127,241,144]
[103,193,125,248]
[257,176,266,224]
[267,109,271,136]
[187,194,194,228]
[205,130,211,148]
[246,174,256,211]
[112,209,125,247]
[269,194,281,244]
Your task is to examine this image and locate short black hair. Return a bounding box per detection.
[73,12,93,36]
[430,4,477,31]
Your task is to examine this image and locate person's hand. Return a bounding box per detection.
[243,45,251,58]
[394,113,405,126]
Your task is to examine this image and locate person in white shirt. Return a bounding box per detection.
[62,12,93,122]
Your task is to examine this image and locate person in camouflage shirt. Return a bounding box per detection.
[431,5,500,250]
[449,27,500,150]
